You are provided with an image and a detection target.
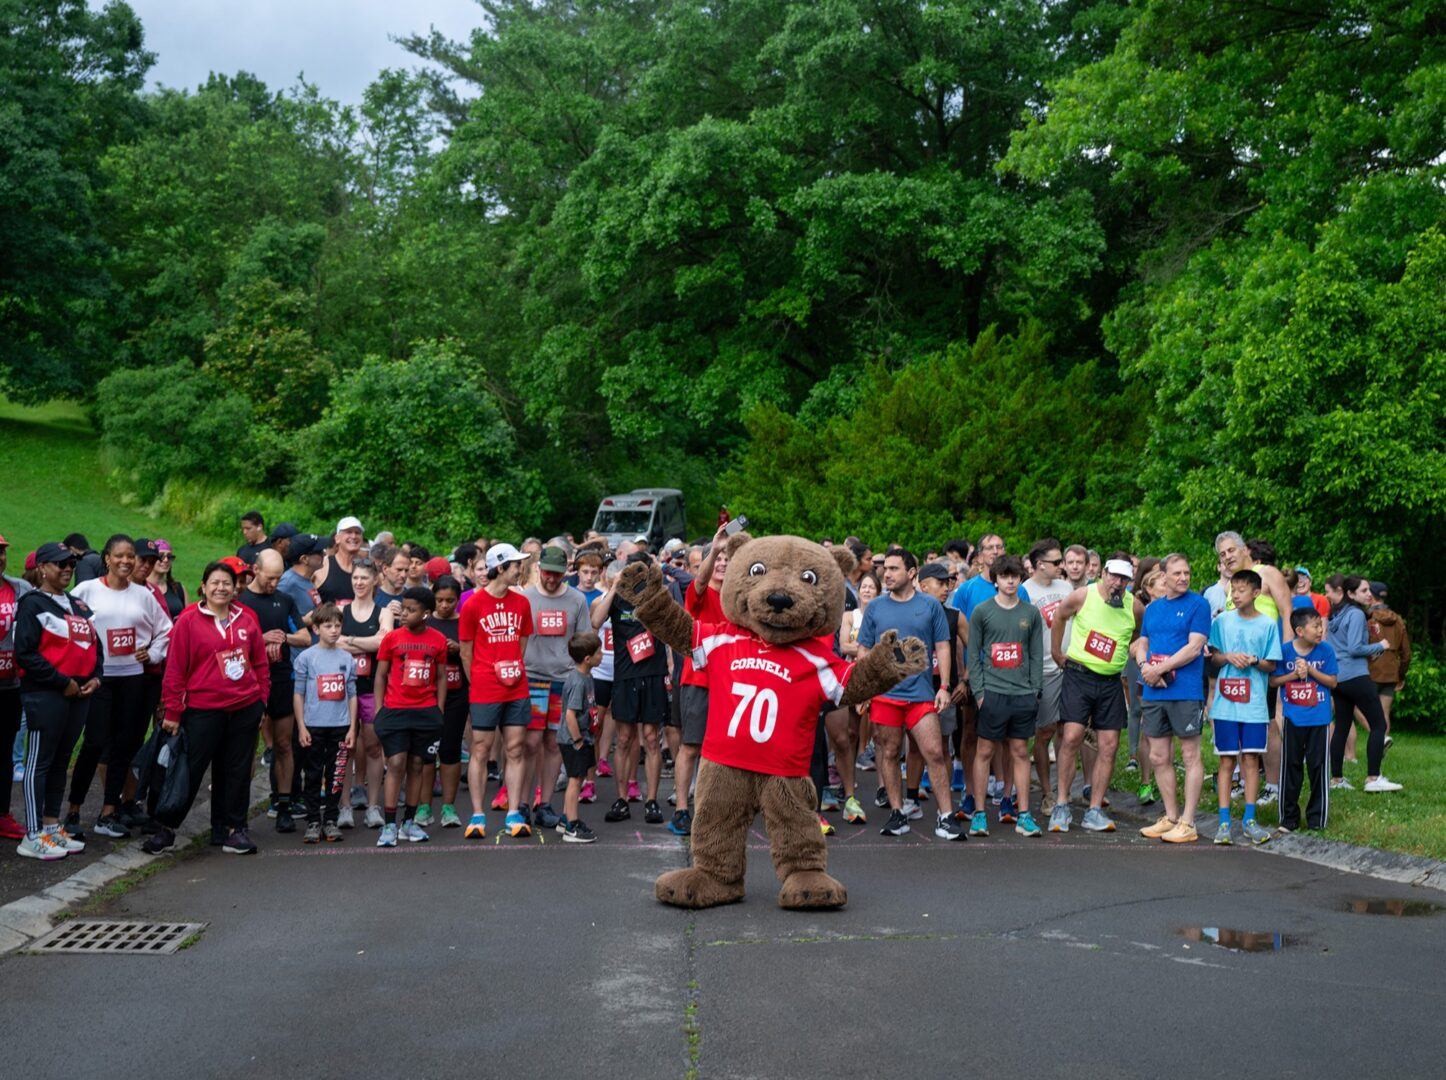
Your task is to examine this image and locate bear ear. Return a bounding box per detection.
[829,545,857,578]
[724,532,753,560]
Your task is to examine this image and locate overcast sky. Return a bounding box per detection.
[114,0,485,104]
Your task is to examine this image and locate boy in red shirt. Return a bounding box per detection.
[372,586,449,847]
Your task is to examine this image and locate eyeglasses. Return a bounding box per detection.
[1038,557,1063,566]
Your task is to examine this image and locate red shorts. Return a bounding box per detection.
[870,697,935,730]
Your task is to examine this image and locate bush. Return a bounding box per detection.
[1394,646,1446,735]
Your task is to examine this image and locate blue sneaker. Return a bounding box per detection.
[376,822,398,847]
[920,770,933,793]
[1081,807,1116,833]
[969,811,989,837]
[505,811,531,838]
[667,809,692,836]
[951,761,964,792]
[820,787,841,812]
[1015,812,1042,837]
[998,796,1018,825]
[962,793,976,816]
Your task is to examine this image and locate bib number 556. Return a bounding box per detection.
[727,682,778,744]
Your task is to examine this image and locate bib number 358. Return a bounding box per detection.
[727,682,778,744]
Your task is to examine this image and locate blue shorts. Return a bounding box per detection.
[1213,719,1268,756]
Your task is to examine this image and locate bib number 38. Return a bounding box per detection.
[726,682,779,744]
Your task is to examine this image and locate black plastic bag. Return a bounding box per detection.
[154,729,190,821]
[130,728,165,799]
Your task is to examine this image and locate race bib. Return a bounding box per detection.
[1284,679,1318,706]
[216,647,249,682]
[309,589,321,606]
[538,609,567,636]
[990,641,1023,669]
[1147,652,1176,684]
[1083,630,1117,663]
[317,673,346,701]
[446,664,463,690]
[602,627,613,652]
[107,626,137,656]
[354,653,373,677]
[1218,677,1251,703]
[495,660,523,687]
[0,650,14,679]
[402,657,434,688]
[626,631,656,662]
[65,613,94,646]
[1039,601,1060,627]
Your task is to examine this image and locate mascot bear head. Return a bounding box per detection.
[718,534,855,646]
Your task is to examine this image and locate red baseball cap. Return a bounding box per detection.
[425,556,452,582]
[0,532,9,546]
[24,551,36,572]
[219,556,253,578]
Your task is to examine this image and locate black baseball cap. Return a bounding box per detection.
[62,532,89,551]
[35,541,77,566]
[271,522,299,541]
[288,533,325,558]
[134,538,160,559]
[918,562,952,582]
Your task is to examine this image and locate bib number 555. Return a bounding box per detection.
[727,682,778,744]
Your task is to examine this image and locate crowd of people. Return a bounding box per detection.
[0,516,1413,860]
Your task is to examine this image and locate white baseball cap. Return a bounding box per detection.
[486,542,528,571]
[336,516,364,534]
[1104,558,1134,578]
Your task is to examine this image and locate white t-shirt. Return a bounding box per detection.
[71,579,172,677]
[1023,578,1073,675]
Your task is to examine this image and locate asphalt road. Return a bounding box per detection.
[3,792,1444,1079]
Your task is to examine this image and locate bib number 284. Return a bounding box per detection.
[727,682,778,744]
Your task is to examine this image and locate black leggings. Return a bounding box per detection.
[20,690,88,831]
[1330,675,1387,778]
[302,727,348,824]
[437,694,468,766]
[158,702,264,833]
[69,673,146,810]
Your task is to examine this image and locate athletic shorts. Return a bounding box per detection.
[612,675,669,727]
[1143,700,1204,740]
[679,684,709,746]
[438,694,469,765]
[373,705,443,758]
[560,741,596,779]
[1060,663,1127,731]
[976,692,1037,742]
[356,692,376,727]
[593,677,613,709]
[870,697,935,731]
[469,698,530,731]
[937,702,957,742]
[1375,681,1397,698]
[1034,668,1064,730]
[1213,718,1267,756]
[265,668,294,720]
[528,678,564,732]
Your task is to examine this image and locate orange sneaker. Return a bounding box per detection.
[1140,814,1177,839]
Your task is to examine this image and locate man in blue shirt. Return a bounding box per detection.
[1270,608,1339,832]
[1133,554,1212,844]
[947,533,1004,618]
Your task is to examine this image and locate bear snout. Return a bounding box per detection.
[764,591,796,613]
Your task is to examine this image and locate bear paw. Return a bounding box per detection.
[777,870,847,910]
[655,868,745,909]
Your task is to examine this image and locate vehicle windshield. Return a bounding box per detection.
[593,509,652,534]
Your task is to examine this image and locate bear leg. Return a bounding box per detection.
[655,759,758,909]
[759,775,847,910]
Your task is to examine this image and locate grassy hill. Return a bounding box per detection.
[0,399,232,587]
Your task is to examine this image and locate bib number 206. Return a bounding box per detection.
[727,682,778,744]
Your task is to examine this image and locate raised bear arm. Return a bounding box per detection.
[616,561,694,654]
[839,629,928,708]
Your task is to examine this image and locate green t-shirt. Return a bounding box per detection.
[967,597,1044,697]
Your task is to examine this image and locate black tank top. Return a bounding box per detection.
[426,614,467,703]
[341,599,381,694]
[162,580,186,620]
[317,554,355,604]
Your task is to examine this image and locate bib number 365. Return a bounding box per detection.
[726,682,778,744]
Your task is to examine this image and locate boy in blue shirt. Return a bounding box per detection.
[1270,608,1338,833]
[1207,570,1281,846]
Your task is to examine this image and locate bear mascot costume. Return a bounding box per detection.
[615,534,927,910]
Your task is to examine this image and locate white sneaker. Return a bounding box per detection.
[900,798,923,821]
[364,805,385,828]
[337,805,355,829]
[1363,776,1403,793]
[1330,777,1355,791]
[17,833,66,860]
[1257,784,1279,807]
[49,827,84,852]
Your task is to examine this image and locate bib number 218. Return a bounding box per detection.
[727,682,778,744]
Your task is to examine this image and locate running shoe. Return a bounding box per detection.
[363,806,385,829]
[1161,821,1198,844]
[117,801,150,829]
[350,784,368,809]
[520,803,533,827]
[1125,757,1139,773]
[998,796,1018,825]
[580,780,597,804]
[1140,814,1176,839]
[415,803,434,828]
[262,747,274,769]
[920,770,932,793]
[604,798,631,823]
[961,793,976,816]
[1330,777,1355,791]
[1137,783,1158,807]
[969,811,989,837]
[487,761,502,782]
[901,798,923,821]
[1081,786,1111,808]
[1213,822,1233,846]
[1048,804,1071,833]
[17,833,66,860]
[667,789,677,806]
[842,796,866,825]
[1081,808,1115,833]
[951,761,964,792]
[93,814,130,839]
[820,786,841,812]
[880,809,911,836]
[1230,781,1245,801]
[0,813,24,841]
[50,826,84,852]
[1383,734,1394,756]
[1040,792,1056,815]
[323,823,343,842]
[535,803,562,830]
[596,758,612,778]
[627,780,642,802]
[1256,784,1278,807]
[565,820,597,843]
[141,826,176,854]
[856,745,876,771]
[337,805,355,829]
[490,785,510,811]
[935,812,964,841]
[1364,776,1403,793]
[987,778,1005,803]
[265,797,278,819]
[223,828,257,854]
[464,814,487,839]
[643,799,664,825]
[304,822,322,844]
[10,763,21,783]
[61,812,86,840]
[505,811,531,838]
[819,814,836,837]
[555,816,571,835]
[668,809,692,836]
[1242,819,1272,845]
[403,820,430,843]
[873,786,889,809]
[440,804,462,829]
[276,808,296,833]
[377,822,399,847]
[1015,812,1042,838]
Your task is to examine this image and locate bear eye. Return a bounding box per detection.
[801,570,818,586]
[748,562,767,577]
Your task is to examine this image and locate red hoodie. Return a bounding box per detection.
[161,602,270,723]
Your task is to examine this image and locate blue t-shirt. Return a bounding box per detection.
[1275,640,1338,727]
[1139,592,1212,701]
[277,569,318,624]
[858,590,950,703]
[948,575,997,619]
[1207,609,1282,723]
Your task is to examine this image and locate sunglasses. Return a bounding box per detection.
[1038,557,1063,566]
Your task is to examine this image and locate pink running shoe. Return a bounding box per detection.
[580,781,597,804]
[627,780,641,802]
[597,759,612,778]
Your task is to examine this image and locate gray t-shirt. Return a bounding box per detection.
[523,585,591,682]
[560,668,594,745]
[292,644,357,728]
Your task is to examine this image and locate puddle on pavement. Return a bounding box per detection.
[1344,898,1445,917]
[1178,926,1296,952]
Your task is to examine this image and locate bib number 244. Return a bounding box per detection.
[726,682,778,744]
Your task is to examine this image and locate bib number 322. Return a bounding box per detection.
[727,682,778,744]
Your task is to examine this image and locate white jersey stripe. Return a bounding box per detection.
[787,642,849,706]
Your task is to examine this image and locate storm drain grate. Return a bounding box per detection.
[27,920,206,955]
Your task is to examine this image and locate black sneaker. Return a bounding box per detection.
[667,809,692,836]
[519,803,533,827]
[880,809,911,836]
[93,814,130,839]
[142,826,175,854]
[564,820,597,844]
[604,798,631,823]
[222,828,257,854]
[62,812,86,840]
[534,803,561,830]
[275,808,296,834]
[210,826,227,846]
[873,786,889,809]
[487,762,501,783]
[117,801,149,828]
[643,799,664,824]
[934,812,965,841]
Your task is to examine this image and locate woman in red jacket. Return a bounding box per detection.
[144,560,269,855]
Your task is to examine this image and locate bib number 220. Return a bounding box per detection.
[727,682,778,744]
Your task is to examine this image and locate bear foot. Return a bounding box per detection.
[777,870,847,910]
[655,868,745,909]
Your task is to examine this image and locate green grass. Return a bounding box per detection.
[0,398,231,586]
[1109,727,1446,862]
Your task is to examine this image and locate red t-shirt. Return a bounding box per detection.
[458,588,533,703]
[682,583,726,687]
[691,619,854,778]
[377,626,450,710]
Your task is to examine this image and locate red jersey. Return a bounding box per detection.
[458,588,533,703]
[691,619,854,778]
[377,626,450,710]
[681,583,725,687]
[160,603,269,723]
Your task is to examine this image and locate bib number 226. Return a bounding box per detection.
[727,682,778,744]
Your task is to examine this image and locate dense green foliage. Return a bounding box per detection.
[3,0,1442,632]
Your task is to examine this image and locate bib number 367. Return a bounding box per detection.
[727,682,778,744]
